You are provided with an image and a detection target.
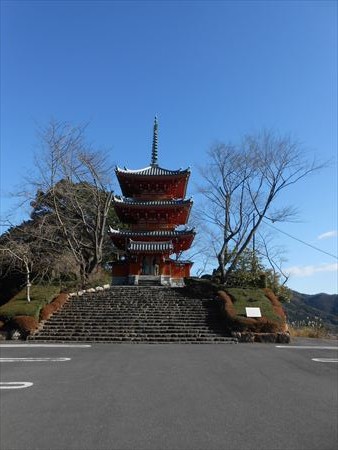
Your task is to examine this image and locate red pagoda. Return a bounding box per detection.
[110,117,195,286]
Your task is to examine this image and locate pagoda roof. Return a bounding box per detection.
[108,227,195,238]
[112,196,192,207]
[109,227,195,253]
[115,165,190,177]
[128,240,174,253]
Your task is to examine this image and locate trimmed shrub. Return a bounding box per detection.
[218,290,237,318]
[40,293,68,321]
[9,315,39,336]
[40,303,56,321]
[264,288,288,332]
[264,288,286,317]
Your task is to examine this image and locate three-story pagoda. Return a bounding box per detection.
[110,118,195,286]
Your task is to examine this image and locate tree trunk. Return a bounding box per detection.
[26,281,31,303]
[79,258,100,287]
[25,264,31,302]
[217,253,226,284]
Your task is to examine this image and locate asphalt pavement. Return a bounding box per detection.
[0,338,337,450]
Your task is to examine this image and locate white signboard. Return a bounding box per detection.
[245,307,262,318]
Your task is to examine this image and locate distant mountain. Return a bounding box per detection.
[283,291,338,332]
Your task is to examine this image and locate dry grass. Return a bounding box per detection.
[289,327,329,338]
[288,317,330,338]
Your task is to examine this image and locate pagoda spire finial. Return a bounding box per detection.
[151,116,158,166]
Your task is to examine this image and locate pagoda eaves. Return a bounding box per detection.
[109,227,195,253]
[115,165,190,176]
[112,195,193,230]
[115,165,190,200]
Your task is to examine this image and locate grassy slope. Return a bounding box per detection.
[0,270,112,322]
[225,287,283,323]
[0,285,60,320]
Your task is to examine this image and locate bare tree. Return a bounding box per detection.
[256,230,290,286]
[197,130,323,284]
[0,216,66,300]
[0,237,34,302]
[26,120,115,285]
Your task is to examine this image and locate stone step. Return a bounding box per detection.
[64,300,216,305]
[31,329,230,335]
[49,310,219,314]
[61,310,213,313]
[53,304,219,309]
[46,313,221,319]
[69,291,207,296]
[40,323,226,328]
[72,305,218,308]
[41,326,226,333]
[38,329,228,335]
[61,302,218,306]
[42,321,225,327]
[63,294,217,305]
[45,311,221,316]
[55,312,217,317]
[62,294,217,305]
[29,333,235,341]
[30,337,237,344]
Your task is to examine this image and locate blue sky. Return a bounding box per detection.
[1,0,337,294]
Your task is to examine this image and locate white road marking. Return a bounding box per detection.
[0,357,71,362]
[312,358,338,363]
[0,344,91,348]
[276,346,338,350]
[0,382,33,389]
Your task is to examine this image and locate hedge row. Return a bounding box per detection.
[40,293,68,321]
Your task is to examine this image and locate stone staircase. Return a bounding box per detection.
[137,276,161,286]
[29,286,238,343]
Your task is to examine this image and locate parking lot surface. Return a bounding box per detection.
[0,339,337,450]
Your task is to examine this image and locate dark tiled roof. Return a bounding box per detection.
[115,165,190,176]
[112,196,192,207]
[128,240,174,252]
[108,228,195,237]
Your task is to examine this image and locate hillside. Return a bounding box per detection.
[283,291,338,332]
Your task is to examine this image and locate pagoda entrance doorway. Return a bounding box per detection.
[141,256,160,275]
